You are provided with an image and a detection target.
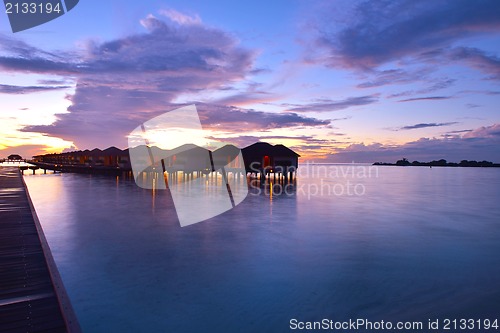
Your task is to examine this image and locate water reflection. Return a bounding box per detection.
[22,166,500,333]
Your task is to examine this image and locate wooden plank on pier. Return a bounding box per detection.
[0,167,80,333]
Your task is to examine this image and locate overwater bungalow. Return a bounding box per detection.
[163,144,212,172]
[8,154,23,160]
[1,154,25,163]
[212,144,243,170]
[241,142,299,181]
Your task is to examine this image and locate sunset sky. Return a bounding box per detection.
[1,0,500,162]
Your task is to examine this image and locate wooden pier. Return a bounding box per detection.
[0,167,80,333]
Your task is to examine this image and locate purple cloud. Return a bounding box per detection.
[464,123,500,138]
[357,68,431,88]
[417,78,456,94]
[0,84,70,94]
[397,122,459,130]
[314,0,500,70]
[285,95,378,113]
[466,103,481,109]
[2,14,324,148]
[205,134,330,148]
[398,96,452,103]
[446,129,473,134]
[214,86,277,106]
[197,103,329,131]
[384,78,455,99]
[449,47,500,80]
[0,56,77,74]
[327,123,500,163]
[24,102,329,148]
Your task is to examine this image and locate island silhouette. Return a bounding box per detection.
[374,158,500,167]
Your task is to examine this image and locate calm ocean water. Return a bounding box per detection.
[23,165,500,333]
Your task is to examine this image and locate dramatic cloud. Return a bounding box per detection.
[1,14,253,79]
[398,122,458,130]
[2,14,306,148]
[285,95,378,113]
[0,84,70,94]
[315,0,500,70]
[24,102,329,148]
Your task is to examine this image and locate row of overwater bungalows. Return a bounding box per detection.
[31,142,299,177]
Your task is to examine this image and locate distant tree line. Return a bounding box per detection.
[374,158,500,167]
